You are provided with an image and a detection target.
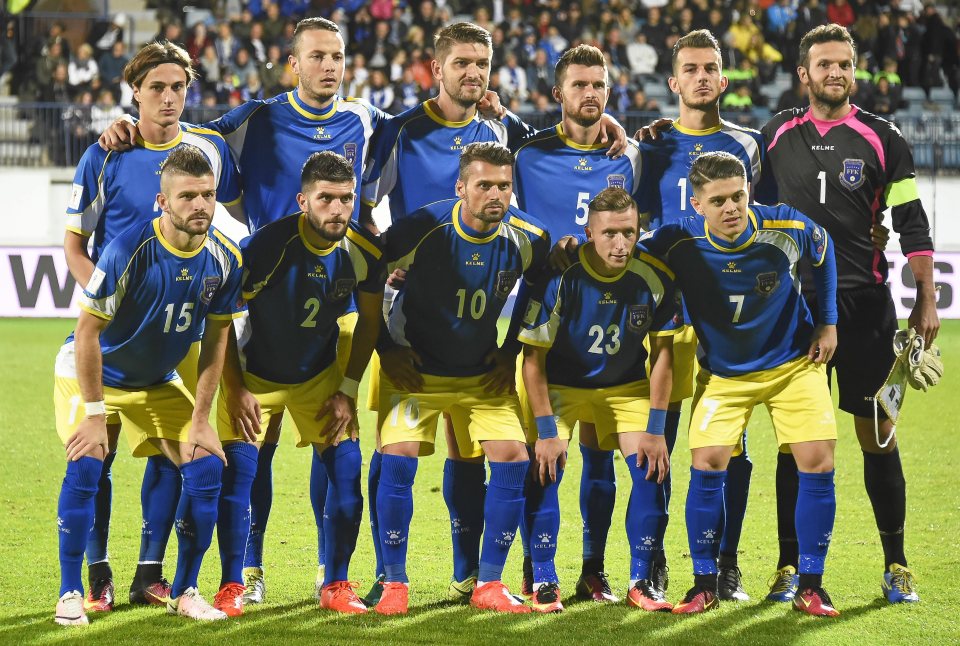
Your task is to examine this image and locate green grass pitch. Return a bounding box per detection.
[1,318,958,644]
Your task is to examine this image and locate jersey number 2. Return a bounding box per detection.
[587,324,621,355]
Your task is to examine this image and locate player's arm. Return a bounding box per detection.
[522,343,566,485]
[98,113,137,150]
[221,324,260,443]
[65,310,110,461]
[637,333,673,483]
[64,231,95,287]
[806,220,838,365]
[906,253,939,346]
[190,317,231,464]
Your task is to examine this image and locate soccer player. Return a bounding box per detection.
[757,24,939,604]
[511,45,644,605]
[372,142,549,615]
[216,151,385,614]
[641,151,840,617]
[63,40,242,613]
[54,146,244,625]
[518,188,677,612]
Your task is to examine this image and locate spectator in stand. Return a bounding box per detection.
[404,24,427,55]
[215,22,240,71]
[259,43,286,97]
[542,25,569,65]
[775,77,808,112]
[198,44,222,89]
[90,88,124,134]
[676,7,696,43]
[920,2,959,104]
[363,21,396,70]
[240,70,263,101]
[872,76,897,115]
[39,21,71,62]
[744,33,783,83]
[643,7,677,73]
[413,0,441,45]
[766,0,798,58]
[247,22,269,64]
[351,6,375,55]
[498,51,528,104]
[262,3,287,44]
[873,12,900,69]
[98,41,130,96]
[721,83,754,112]
[853,56,876,108]
[388,7,408,45]
[331,8,352,49]
[388,50,407,83]
[728,13,761,58]
[558,4,586,45]
[796,0,829,38]
[232,8,256,42]
[617,6,640,41]
[518,30,539,69]
[36,40,68,97]
[632,88,662,115]
[187,22,214,63]
[362,68,394,112]
[68,44,99,96]
[605,27,630,74]
[526,48,554,102]
[62,88,94,165]
[627,32,659,83]
[897,12,923,87]
[349,52,369,90]
[228,48,258,89]
[610,71,634,118]
[394,67,426,112]
[41,61,71,103]
[196,90,221,124]
[88,13,127,59]
[155,21,186,49]
[827,0,856,28]
[491,27,507,71]
[341,66,362,99]
[370,0,394,21]
[532,92,559,116]
[407,46,433,91]
[689,0,712,29]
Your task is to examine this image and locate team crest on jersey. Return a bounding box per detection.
[627,304,650,333]
[754,272,780,298]
[523,299,541,325]
[607,174,626,189]
[495,271,518,298]
[331,278,355,300]
[200,276,220,304]
[839,158,865,190]
[812,226,825,255]
[314,126,332,140]
[343,143,357,165]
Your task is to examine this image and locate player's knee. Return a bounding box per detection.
[854,417,897,453]
[482,439,528,463]
[791,440,835,473]
[381,441,420,457]
[578,422,600,449]
[691,446,732,471]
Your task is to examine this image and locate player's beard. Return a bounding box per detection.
[445,76,487,108]
[171,210,212,236]
[809,77,852,109]
[308,213,348,242]
[470,201,506,224]
[567,101,603,128]
[681,84,720,111]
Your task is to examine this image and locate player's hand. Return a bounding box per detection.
[188,418,227,465]
[317,391,357,446]
[65,414,108,461]
[909,289,940,347]
[477,90,507,119]
[549,235,580,271]
[808,324,838,364]
[98,115,137,151]
[386,267,407,289]
[870,222,890,251]
[226,387,261,443]
[480,348,516,395]
[535,437,568,485]
[599,113,628,158]
[380,346,424,392]
[633,117,674,142]
[636,433,669,484]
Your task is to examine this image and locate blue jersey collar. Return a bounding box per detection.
[704,208,758,252]
[288,90,338,121]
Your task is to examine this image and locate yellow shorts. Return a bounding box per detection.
[176,341,202,395]
[688,357,837,451]
[523,380,653,451]
[517,356,595,441]
[336,311,357,375]
[378,371,525,458]
[216,362,347,447]
[643,325,696,403]
[367,352,381,412]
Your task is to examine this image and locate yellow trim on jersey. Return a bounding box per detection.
[673,122,721,136]
[297,213,339,256]
[287,91,338,121]
[153,218,206,258]
[184,125,225,139]
[636,251,675,280]
[207,311,244,321]
[649,328,681,337]
[79,303,112,320]
[704,209,759,253]
[763,220,806,230]
[242,231,299,301]
[361,198,377,207]
[453,201,502,243]
[556,123,607,151]
[220,196,242,207]
[211,229,243,266]
[506,214,546,239]
[579,245,627,283]
[66,226,92,237]
[137,127,184,151]
[345,227,382,259]
[812,233,829,268]
[422,100,475,127]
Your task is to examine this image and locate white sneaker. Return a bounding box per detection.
[55,591,89,626]
[167,587,227,621]
[314,565,326,600]
[242,567,266,604]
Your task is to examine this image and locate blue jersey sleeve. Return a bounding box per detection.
[788,207,838,325]
[360,112,401,206]
[345,223,387,292]
[517,272,562,348]
[503,110,538,149]
[66,144,111,237]
[78,236,131,319]
[206,231,245,320]
[381,209,438,263]
[211,135,242,206]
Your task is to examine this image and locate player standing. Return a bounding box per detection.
[372,142,548,615]
[642,151,841,617]
[64,41,242,613]
[216,151,385,614]
[511,45,644,606]
[757,24,939,604]
[518,188,677,612]
[54,147,244,625]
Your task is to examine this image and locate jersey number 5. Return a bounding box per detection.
[575,192,590,226]
[163,302,194,333]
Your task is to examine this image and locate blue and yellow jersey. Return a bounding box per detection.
[66,122,242,262]
[211,92,386,230]
[637,120,764,228]
[360,101,535,220]
[239,217,385,384]
[382,198,550,377]
[518,245,678,388]
[75,218,244,389]
[513,125,644,244]
[639,203,837,377]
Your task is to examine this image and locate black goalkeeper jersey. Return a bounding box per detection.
[757,105,933,291]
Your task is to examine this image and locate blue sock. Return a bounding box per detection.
[138,455,181,563]
[368,450,384,578]
[579,444,616,563]
[244,442,277,569]
[377,454,418,583]
[685,467,726,576]
[85,450,116,566]
[218,442,257,586]
[524,462,562,584]
[656,409,682,552]
[310,449,328,568]
[720,451,753,558]
[443,459,486,581]
[478,461,528,583]
[796,470,836,575]
[172,455,223,598]
[58,457,102,596]
[322,441,363,585]
[626,457,668,581]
